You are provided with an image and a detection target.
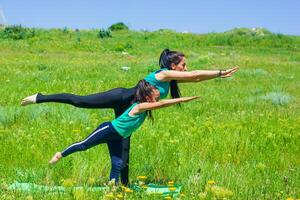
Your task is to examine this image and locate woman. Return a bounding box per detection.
[21,49,238,185]
[49,80,198,184]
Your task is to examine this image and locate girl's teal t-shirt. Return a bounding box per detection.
[111,103,147,138]
[144,68,169,99]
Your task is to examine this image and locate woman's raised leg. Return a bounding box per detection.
[21,86,136,109]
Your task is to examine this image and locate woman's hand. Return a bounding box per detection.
[220,67,239,78]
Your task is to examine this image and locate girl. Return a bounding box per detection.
[49,80,198,183]
[22,49,238,185]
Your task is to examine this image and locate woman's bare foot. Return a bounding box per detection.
[49,152,62,164]
[21,93,38,106]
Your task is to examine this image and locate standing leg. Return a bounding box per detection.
[107,137,132,185]
[107,140,123,184]
[120,137,130,185]
[107,86,136,184]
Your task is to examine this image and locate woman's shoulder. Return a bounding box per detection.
[154,68,171,82]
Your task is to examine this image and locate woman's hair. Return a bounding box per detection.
[159,48,185,99]
[132,80,155,120]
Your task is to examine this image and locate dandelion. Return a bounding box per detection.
[207,180,216,185]
[137,175,147,180]
[168,180,174,185]
[286,198,294,200]
[125,188,133,193]
[169,187,176,191]
[165,196,172,199]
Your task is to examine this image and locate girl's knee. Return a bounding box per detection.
[78,143,88,151]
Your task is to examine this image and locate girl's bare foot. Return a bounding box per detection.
[49,152,62,164]
[21,93,38,106]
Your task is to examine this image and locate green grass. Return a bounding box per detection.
[0,27,299,199]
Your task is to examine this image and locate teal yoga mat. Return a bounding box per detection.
[9,181,182,197]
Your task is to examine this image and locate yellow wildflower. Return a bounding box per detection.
[169,187,176,191]
[207,180,216,185]
[137,175,147,180]
[286,198,294,200]
[165,196,172,199]
[125,188,133,193]
[168,180,174,185]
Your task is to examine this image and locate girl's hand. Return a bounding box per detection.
[181,96,200,102]
[220,67,239,78]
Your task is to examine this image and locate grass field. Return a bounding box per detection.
[0,27,299,199]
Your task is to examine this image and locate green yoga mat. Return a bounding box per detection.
[136,183,182,197]
[9,182,181,197]
[8,182,108,193]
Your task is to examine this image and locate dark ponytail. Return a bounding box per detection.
[159,49,170,69]
[132,80,155,120]
[159,48,185,99]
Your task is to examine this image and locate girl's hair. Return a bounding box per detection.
[132,80,155,120]
[159,48,185,98]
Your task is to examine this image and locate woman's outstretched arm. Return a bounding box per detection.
[156,67,239,82]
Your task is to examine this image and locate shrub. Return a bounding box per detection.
[98,29,112,39]
[261,92,292,105]
[0,25,35,40]
[108,22,129,31]
[226,27,272,36]
[114,43,133,52]
[62,26,69,33]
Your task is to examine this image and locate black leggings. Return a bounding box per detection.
[61,122,126,183]
[37,86,137,185]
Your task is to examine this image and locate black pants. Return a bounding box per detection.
[37,86,137,185]
[61,122,125,183]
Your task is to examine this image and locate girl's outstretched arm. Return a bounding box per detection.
[129,96,199,115]
[156,67,239,82]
